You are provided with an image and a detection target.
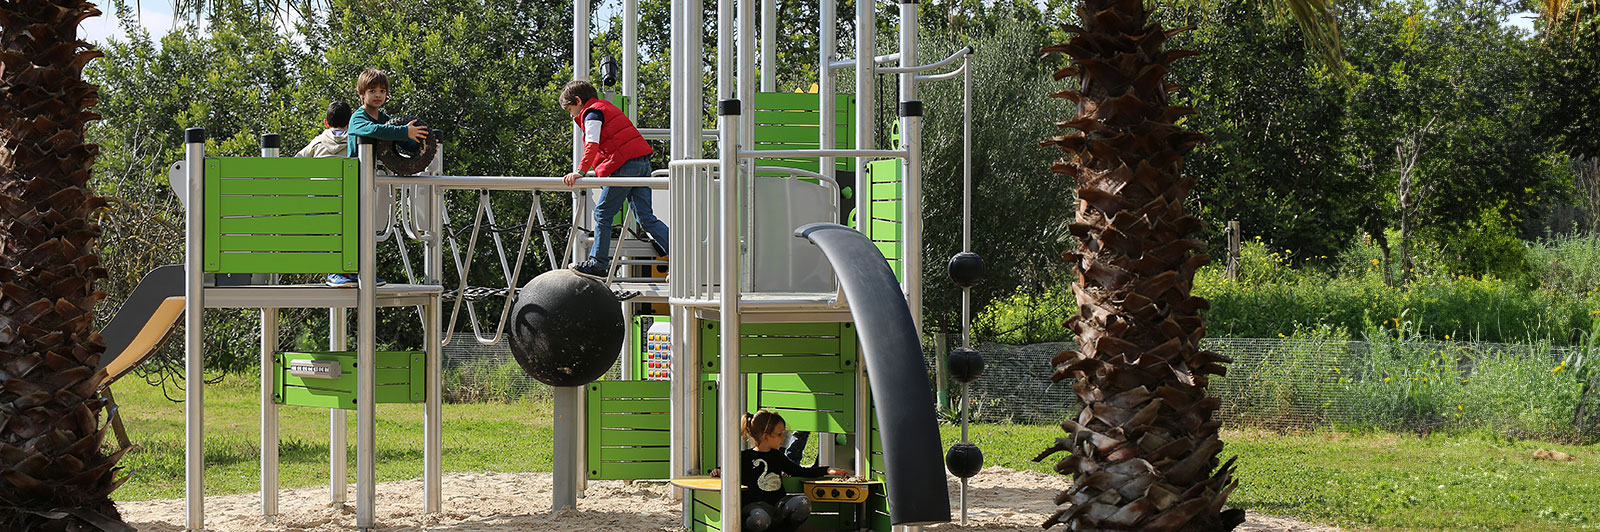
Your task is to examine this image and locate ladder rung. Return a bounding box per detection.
[617,259,668,266]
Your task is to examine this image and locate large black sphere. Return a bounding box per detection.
[509,269,624,387]
[947,251,986,288]
[945,442,983,479]
[948,347,984,383]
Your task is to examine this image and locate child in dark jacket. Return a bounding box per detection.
[713,410,850,532]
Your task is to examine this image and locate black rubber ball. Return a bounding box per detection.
[947,251,986,288]
[948,347,984,383]
[377,114,439,176]
[508,269,624,387]
[946,442,984,479]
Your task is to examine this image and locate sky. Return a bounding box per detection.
[79,0,1541,46]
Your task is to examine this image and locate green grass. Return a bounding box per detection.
[109,374,553,501]
[111,375,1600,531]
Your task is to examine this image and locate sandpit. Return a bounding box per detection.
[119,466,1336,531]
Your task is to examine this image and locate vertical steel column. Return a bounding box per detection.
[552,386,581,510]
[572,0,591,170]
[760,0,775,92]
[853,0,874,233]
[898,0,923,336]
[851,0,874,487]
[183,128,205,532]
[668,0,687,511]
[689,0,705,152]
[259,133,281,521]
[356,137,379,531]
[624,0,639,123]
[329,307,348,506]
[424,158,444,514]
[819,0,836,212]
[717,0,742,525]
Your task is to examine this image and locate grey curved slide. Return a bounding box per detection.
[97,264,186,387]
[794,222,951,526]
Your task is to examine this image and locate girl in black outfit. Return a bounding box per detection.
[712,410,851,532]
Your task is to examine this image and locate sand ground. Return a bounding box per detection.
[120,466,1337,531]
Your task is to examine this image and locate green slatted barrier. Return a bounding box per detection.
[751,92,856,177]
[585,379,719,480]
[272,351,424,409]
[204,157,359,274]
[864,159,904,280]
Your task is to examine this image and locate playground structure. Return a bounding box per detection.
[122,0,992,529]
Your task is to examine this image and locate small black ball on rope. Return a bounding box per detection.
[945,442,984,479]
[508,269,624,387]
[946,251,985,288]
[377,114,439,176]
[948,346,984,383]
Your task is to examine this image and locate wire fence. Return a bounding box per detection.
[440,333,1600,440]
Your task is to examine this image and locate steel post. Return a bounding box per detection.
[183,128,205,532]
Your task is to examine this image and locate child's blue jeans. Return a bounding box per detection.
[588,155,669,264]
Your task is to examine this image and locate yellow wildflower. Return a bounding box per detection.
[1371,259,1381,266]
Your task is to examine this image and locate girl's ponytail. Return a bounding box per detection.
[740,412,756,442]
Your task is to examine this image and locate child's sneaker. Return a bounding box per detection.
[570,260,609,281]
[326,273,387,287]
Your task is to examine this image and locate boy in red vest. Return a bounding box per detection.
[560,80,669,279]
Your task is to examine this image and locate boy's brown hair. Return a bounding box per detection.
[357,68,389,95]
[740,410,786,445]
[559,80,599,107]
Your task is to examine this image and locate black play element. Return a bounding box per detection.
[508,269,624,387]
[600,56,620,87]
[377,114,438,176]
[795,222,951,526]
[947,347,984,383]
[946,251,985,289]
[945,442,983,479]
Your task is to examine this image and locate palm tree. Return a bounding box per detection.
[0,0,132,529]
[1034,0,1338,529]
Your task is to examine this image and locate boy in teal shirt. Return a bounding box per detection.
[328,68,429,287]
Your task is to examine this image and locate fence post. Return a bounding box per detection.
[934,332,949,410]
[1225,220,1241,281]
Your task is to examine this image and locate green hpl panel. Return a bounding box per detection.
[204,157,359,274]
[584,379,719,480]
[751,92,857,175]
[865,159,904,281]
[272,350,424,410]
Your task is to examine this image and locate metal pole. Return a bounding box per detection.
[573,0,591,172]
[552,386,581,510]
[761,0,775,92]
[718,0,743,524]
[854,0,874,234]
[356,137,379,531]
[960,380,970,525]
[424,176,444,512]
[898,0,923,337]
[624,0,639,122]
[851,0,873,501]
[668,0,687,509]
[819,0,836,216]
[258,133,281,520]
[961,57,973,349]
[329,307,348,507]
[183,127,205,532]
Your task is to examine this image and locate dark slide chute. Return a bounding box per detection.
[794,222,951,526]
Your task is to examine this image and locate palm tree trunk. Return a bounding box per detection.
[0,0,132,529]
[1035,0,1242,529]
